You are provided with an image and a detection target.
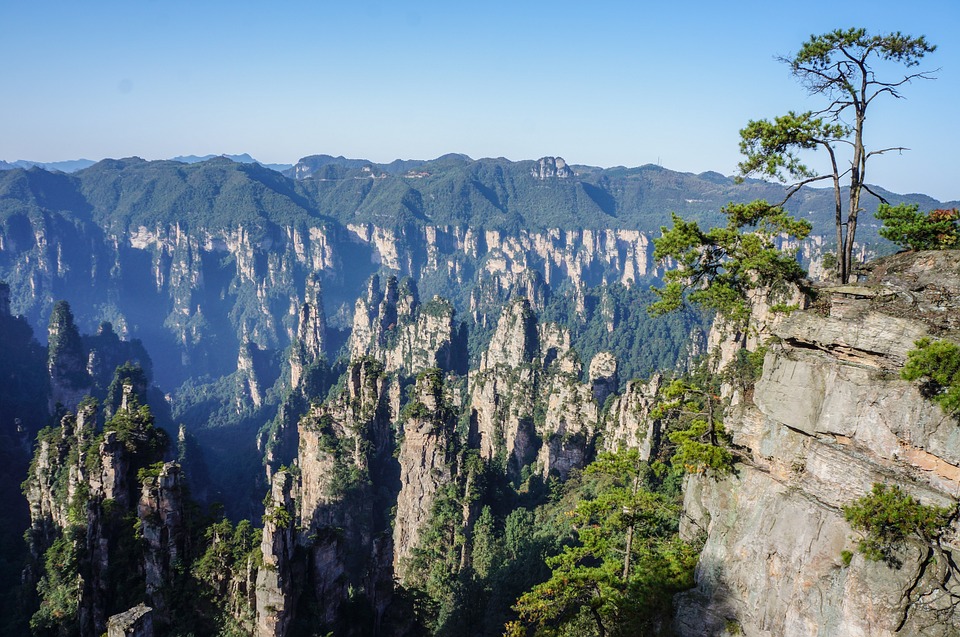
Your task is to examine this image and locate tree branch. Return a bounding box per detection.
[861,184,890,205]
[864,146,909,160]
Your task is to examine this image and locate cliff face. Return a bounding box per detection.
[138,462,186,620]
[468,298,613,479]
[601,373,662,459]
[393,370,457,580]
[676,250,960,636]
[349,275,465,376]
[257,358,397,634]
[23,393,172,637]
[255,470,297,637]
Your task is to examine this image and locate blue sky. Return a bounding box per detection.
[3,0,957,199]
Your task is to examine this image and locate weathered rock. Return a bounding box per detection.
[258,358,397,633]
[47,300,91,413]
[469,299,539,468]
[289,273,326,389]
[138,463,186,618]
[603,374,662,459]
[531,156,574,180]
[350,276,462,376]
[588,351,618,404]
[393,370,456,579]
[677,251,960,636]
[255,470,297,637]
[107,604,153,637]
[469,298,604,478]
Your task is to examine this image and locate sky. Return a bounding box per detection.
[2,0,958,200]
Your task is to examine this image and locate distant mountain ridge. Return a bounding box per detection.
[0,153,294,174]
[170,153,293,173]
[0,158,97,173]
[0,153,956,243]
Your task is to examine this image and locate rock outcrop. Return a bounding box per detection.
[393,370,457,579]
[676,250,960,636]
[23,394,171,637]
[138,462,186,619]
[531,156,574,180]
[468,298,607,478]
[47,300,91,413]
[350,275,464,376]
[602,373,663,459]
[107,604,153,637]
[255,470,298,637]
[289,272,326,389]
[257,358,397,634]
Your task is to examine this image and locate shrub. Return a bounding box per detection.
[876,203,959,251]
[901,338,960,415]
[843,483,954,566]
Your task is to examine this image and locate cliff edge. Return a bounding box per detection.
[676,250,960,636]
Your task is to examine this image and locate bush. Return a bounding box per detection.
[843,483,954,566]
[876,203,959,251]
[901,338,960,415]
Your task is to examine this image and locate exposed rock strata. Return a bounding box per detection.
[676,250,960,636]
[393,370,457,578]
[349,275,463,376]
[468,298,607,478]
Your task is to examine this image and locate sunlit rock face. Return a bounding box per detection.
[676,250,960,637]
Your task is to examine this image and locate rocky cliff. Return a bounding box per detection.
[676,250,960,636]
[468,297,617,479]
[23,388,172,637]
[350,275,465,376]
[256,358,397,635]
[393,370,458,579]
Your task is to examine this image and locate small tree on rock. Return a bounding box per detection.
[737,28,937,283]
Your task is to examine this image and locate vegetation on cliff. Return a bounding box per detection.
[736,28,937,282]
[650,201,810,329]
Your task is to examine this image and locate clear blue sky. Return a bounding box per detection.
[3,0,957,199]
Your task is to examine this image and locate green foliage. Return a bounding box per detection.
[47,300,89,389]
[737,28,937,283]
[264,505,293,529]
[193,517,262,625]
[137,461,165,484]
[667,419,734,476]
[30,528,83,636]
[650,202,810,329]
[511,449,699,636]
[724,347,767,397]
[840,550,853,567]
[901,338,960,415]
[539,282,708,385]
[791,28,935,71]
[876,204,960,251]
[407,483,468,629]
[843,483,954,566]
[655,379,735,476]
[737,111,847,183]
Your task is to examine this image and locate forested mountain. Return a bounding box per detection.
[2,154,959,636]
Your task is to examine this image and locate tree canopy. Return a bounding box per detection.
[650,200,810,330]
[737,28,937,283]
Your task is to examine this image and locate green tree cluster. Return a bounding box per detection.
[653,378,735,477]
[876,204,960,251]
[650,201,810,330]
[509,450,698,637]
[843,483,954,566]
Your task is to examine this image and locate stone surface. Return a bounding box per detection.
[107,604,153,637]
[677,250,960,636]
[393,371,456,579]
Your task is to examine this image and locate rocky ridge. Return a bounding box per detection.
[23,387,174,636]
[676,250,960,636]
